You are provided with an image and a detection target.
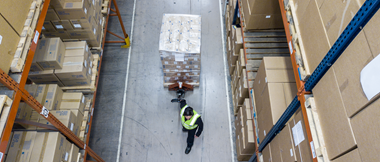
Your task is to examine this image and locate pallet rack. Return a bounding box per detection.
[0,0,130,161]
[231,0,380,161]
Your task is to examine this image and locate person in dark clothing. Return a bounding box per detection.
[177,99,203,154]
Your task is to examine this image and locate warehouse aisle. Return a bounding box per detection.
[90,0,235,161]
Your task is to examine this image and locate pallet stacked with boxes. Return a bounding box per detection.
[43,0,103,47]
[159,14,202,86]
[235,99,256,161]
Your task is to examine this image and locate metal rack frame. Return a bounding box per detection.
[232,0,380,161]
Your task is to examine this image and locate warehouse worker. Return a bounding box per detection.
[172,99,204,154]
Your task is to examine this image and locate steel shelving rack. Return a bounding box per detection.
[231,0,380,162]
[0,0,130,161]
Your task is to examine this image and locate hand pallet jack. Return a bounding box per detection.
[169,82,193,103]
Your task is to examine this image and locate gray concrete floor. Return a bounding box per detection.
[89,0,236,161]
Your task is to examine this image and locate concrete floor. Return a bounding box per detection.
[89,0,236,161]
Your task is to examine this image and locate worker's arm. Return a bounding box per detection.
[195,117,203,137]
[180,99,187,108]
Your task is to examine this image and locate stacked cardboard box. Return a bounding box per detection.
[6,131,79,162]
[240,0,283,30]
[235,99,256,161]
[29,40,93,86]
[159,14,202,85]
[252,57,297,143]
[0,15,21,74]
[43,0,103,47]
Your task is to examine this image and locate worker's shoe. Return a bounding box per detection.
[185,146,192,154]
[171,99,179,103]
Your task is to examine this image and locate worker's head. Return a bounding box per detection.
[184,107,194,120]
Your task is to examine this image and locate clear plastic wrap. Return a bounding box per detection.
[159,14,201,85]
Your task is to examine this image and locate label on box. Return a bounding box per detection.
[93,28,96,34]
[33,31,39,44]
[310,141,316,158]
[194,58,198,61]
[292,121,305,146]
[175,53,185,61]
[185,66,189,68]
[82,96,85,103]
[92,0,95,5]
[0,152,3,160]
[290,149,293,157]
[177,73,181,76]
[176,66,181,69]
[264,130,266,136]
[89,68,92,75]
[84,144,86,150]
[70,123,74,131]
[40,106,49,118]
[174,61,178,64]
[65,152,69,161]
[91,108,94,116]
[194,72,198,75]
[42,26,45,30]
[266,15,271,18]
[164,61,168,64]
[73,24,82,28]
[0,35,2,44]
[84,60,87,68]
[55,25,64,29]
[84,8,87,14]
[194,65,198,68]
[183,61,187,64]
[86,46,88,52]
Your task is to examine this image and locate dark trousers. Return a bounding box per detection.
[185,127,197,147]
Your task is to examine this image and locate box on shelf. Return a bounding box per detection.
[44,84,64,110]
[42,132,68,162]
[46,8,60,21]
[34,38,66,70]
[6,131,27,162]
[288,109,313,162]
[29,132,49,162]
[43,31,71,39]
[0,0,34,35]
[43,21,57,32]
[350,98,380,162]
[52,20,75,31]
[364,8,380,57]
[0,16,20,74]
[15,103,33,128]
[68,144,79,162]
[55,0,93,20]
[39,110,77,134]
[262,143,272,162]
[241,0,283,29]
[236,132,253,161]
[28,70,64,86]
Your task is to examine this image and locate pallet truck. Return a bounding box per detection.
[169,82,193,103]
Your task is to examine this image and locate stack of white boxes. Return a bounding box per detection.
[159,14,202,85]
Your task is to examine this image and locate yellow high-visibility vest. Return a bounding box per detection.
[180,105,201,130]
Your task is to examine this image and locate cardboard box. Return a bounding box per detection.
[56,0,92,20]
[71,110,84,136]
[52,20,75,31]
[289,109,313,162]
[61,92,85,112]
[241,0,283,29]
[42,132,67,162]
[35,84,49,104]
[55,56,90,81]
[25,84,38,99]
[0,16,20,74]
[257,82,297,142]
[50,0,65,9]
[313,68,357,160]
[269,129,282,162]
[43,21,57,32]
[292,0,311,21]
[0,0,34,35]
[35,38,66,70]
[18,131,37,162]
[43,31,71,39]
[319,0,363,45]
[364,9,380,57]
[46,8,61,21]
[233,27,243,54]
[28,70,64,86]
[236,133,252,161]
[350,98,380,162]
[253,57,294,98]
[44,84,64,110]
[62,139,72,162]
[241,126,255,155]
[331,149,362,162]
[30,132,49,162]
[16,103,33,127]
[276,123,296,162]
[332,32,373,117]
[298,0,331,72]
[5,131,26,162]
[68,144,79,162]
[40,110,77,133]
[262,143,272,162]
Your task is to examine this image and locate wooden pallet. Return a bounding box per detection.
[90,16,106,51]
[283,0,312,81]
[10,0,43,72]
[0,95,13,138]
[79,98,93,142]
[61,55,100,93]
[305,97,330,162]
